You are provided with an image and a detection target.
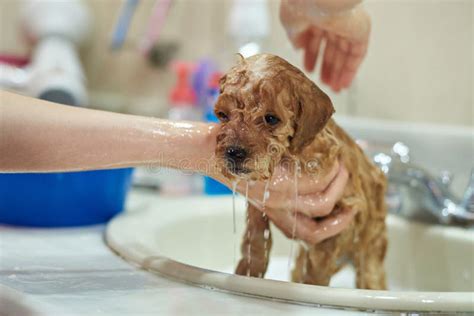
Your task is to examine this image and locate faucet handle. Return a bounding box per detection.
[461,169,474,213]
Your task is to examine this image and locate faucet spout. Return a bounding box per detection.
[373,143,474,226]
[460,170,474,213]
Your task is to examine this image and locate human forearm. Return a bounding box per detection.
[0,91,218,173]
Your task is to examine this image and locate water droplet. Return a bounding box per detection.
[244,181,249,207]
[288,160,300,274]
[263,191,270,201]
[262,179,270,208]
[299,241,309,250]
[302,251,308,280]
[331,218,341,226]
[247,244,251,265]
[232,181,238,268]
[246,182,252,274]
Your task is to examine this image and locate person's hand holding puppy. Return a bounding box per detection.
[227,161,353,245]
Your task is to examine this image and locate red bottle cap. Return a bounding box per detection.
[169,61,196,106]
[208,71,223,89]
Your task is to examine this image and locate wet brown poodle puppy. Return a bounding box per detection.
[214,54,387,290]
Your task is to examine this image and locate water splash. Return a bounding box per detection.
[263,228,270,263]
[301,241,308,282]
[245,181,251,276]
[263,229,270,239]
[245,181,249,207]
[232,180,238,268]
[262,179,270,210]
[262,178,271,269]
[288,160,300,275]
[263,191,270,203]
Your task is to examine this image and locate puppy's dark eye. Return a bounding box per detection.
[216,111,229,122]
[264,114,280,126]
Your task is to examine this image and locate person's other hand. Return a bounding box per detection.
[233,161,354,245]
[280,0,371,92]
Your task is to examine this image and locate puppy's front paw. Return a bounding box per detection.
[235,258,266,278]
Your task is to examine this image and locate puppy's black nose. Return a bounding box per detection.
[225,146,248,163]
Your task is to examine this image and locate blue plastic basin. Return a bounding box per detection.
[0,168,133,227]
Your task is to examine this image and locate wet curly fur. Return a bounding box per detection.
[214,54,387,289]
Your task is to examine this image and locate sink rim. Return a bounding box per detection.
[106,194,474,313]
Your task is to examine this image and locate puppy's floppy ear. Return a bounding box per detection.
[289,83,335,153]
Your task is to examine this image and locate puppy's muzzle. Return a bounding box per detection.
[224,146,249,174]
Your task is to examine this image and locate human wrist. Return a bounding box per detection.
[280,0,363,41]
[310,0,362,15]
[195,123,220,176]
[282,0,361,21]
[317,5,370,41]
[149,120,219,174]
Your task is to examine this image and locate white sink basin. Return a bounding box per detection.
[107,117,473,312]
[107,194,474,312]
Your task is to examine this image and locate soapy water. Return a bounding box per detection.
[262,179,270,267]
[288,160,300,275]
[262,179,270,207]
[232,177,271,274]
[232,181,238,268]
[232,161,303,279]
[245,181,251,276]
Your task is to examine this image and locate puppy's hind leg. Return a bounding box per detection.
[235,204,272,278]
[295,236,342,285]
[291,245,309,283]
[354,220,387,290]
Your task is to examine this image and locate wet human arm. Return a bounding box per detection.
[0,90,217,173]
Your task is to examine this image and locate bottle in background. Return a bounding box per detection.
[203,72,231,195]
[160,61,203,195]
[192,59,217,111]
[168,62,201,121]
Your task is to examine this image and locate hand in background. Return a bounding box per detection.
[280,0,371,92]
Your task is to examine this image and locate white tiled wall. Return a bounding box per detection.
[0,0,472,126]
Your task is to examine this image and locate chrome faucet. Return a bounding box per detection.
[371,142,474,226]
